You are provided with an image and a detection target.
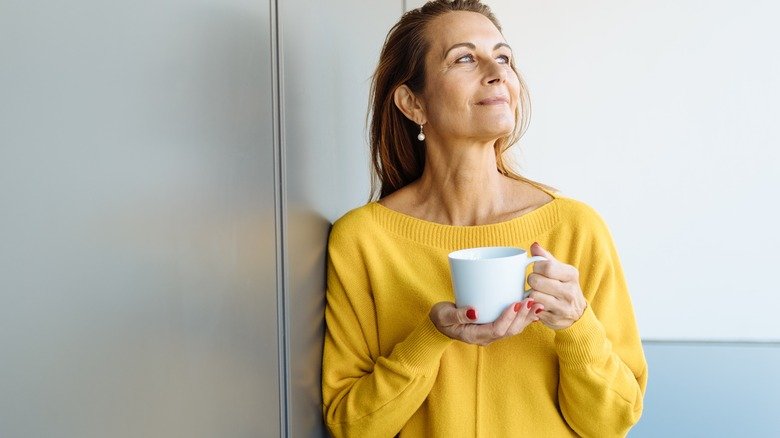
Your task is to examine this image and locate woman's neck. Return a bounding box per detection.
[412,140,511,226]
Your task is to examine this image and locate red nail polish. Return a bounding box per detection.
[513,302,521,312]
[466,309,477,320]
[526,300,534,309]
[534,308,543,315]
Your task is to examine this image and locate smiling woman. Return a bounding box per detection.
[321,1,647,436]
[367,2,533,201]
[410,21,517,134]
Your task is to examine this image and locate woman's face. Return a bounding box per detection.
[420,11,520,143]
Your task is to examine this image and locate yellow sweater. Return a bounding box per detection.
[322,192,648,437]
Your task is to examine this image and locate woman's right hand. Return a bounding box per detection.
[429,299,544,346]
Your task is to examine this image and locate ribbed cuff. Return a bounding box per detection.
[554,305,609,367]
[392,316,454,376]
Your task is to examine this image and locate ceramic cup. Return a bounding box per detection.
[448,246,546,324]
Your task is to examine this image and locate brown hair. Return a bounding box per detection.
[369,0,535,200]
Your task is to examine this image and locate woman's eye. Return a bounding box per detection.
[455,54,474,63]
[497,55,510,64]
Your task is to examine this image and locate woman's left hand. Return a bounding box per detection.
[527,242,587,330]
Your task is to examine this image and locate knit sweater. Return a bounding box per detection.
[322,191,648,437]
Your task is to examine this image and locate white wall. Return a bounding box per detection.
[408,0,780,341]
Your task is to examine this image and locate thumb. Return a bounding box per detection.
[431,302,476,326]
[530,241,555,260]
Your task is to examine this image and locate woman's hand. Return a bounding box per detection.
[527,242,587,330]
[429,298,544,346]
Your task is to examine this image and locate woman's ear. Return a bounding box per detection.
[393,84,426,125]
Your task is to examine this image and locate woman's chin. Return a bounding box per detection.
[476,124,515,140]
[478,116,515,135]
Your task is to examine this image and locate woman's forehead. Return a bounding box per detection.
[426,11,506,55]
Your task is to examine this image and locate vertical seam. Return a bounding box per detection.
[269,0,289,435]
[476,347,483,438]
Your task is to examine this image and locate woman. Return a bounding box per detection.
[322,1,647,436]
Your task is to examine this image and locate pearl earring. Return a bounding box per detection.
[417,124,425,141]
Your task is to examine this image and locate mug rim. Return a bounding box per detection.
[448,246,526,261]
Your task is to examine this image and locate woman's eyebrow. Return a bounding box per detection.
[443,42,513,59]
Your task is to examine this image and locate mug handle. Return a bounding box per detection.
[522,256,547,299]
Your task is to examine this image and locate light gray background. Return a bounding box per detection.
[403,1,780,435]
[408,0,780,341]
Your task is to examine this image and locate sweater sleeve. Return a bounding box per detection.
[553,210,648,437]
[321,221,454,437]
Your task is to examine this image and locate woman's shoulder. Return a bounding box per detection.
[333,201,378,226]
[549,193,615,239]
[329,202,379,246]
[511,178,604,223]
[554,194,602,217]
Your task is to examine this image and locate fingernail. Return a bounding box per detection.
[532,242,539,247]
[513,302,521,313]
[466,309,477,320]
[526,300,534,309]
[534,308,543,315]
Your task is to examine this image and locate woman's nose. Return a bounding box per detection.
[484,61,507,85]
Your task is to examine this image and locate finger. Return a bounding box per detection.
[527,290,560,314]
[432,302,475,327]
[483,302,518,340]
[531,301,545,315]
[532,259,578,283]
[506,299,537,335]
[536,307,571,330]
[527,272,566,297]
[531,242,578,282]
[455,305,479,325]
[530,241,556,261]
[529,274,582,302]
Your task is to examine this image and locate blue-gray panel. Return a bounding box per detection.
[0,1,280,436]
[279,0,403,436]
[630,342,780,437]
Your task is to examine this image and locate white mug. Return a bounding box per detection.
[448,246,546,324]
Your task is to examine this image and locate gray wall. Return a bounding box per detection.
[279,1,402,436]
[0,0,281,436]
[0,0,405,436]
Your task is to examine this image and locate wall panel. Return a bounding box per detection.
[630,342,780,436]
[0,0,280,436]
[279,0,403,436]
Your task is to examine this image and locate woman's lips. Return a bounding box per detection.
[477,96,509,105]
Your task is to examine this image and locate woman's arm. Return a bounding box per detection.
[554,304,647,437]
[532,215,648,437]
[321,227,453,437]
